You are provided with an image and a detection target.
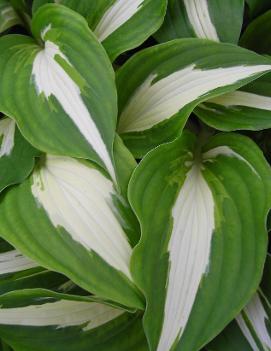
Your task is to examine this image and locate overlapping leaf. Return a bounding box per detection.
[0,290,148,351]
[129,132,271,351]
[207,254,271,351]
[206,321,253,351]
[0,4,118,180]
[236,292,271,351]
[195,73,271,131]
[117,39,271,157]
[155,0,244,44]
[0,238,81,296]
[153,2,271,134]
[32,0,167,61]
[0,117,40,193]
[0,154,144,310]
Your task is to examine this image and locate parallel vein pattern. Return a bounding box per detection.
[94,0,144,42]
[32,37,115,180]
[0,300,123,329]
[31,155,132,279]
[236,293,271,351]
[157,165,215,351]
[118,64,271,133]
[183,0,219,41]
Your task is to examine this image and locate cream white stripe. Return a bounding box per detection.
[0,300,123,329]
[0,250,37,274]
[236,293,271,351]
[183,0,219,41]
[208,91,271,110]
[118,64,271,133]
[94,0,144,42]
[31,155,132,279]
[0,118,15,157]
[203,146,259,176]
[157,165,215,351]
[32,39,115,181]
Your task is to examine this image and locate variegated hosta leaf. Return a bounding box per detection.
[236,292,271,351]
[153,2,271,134]
[0,238,72,296]
[240,10,271,55]
[155,0,244,44]
[232,254,271,351]
[208,254,271,351]
[0,249,37,276]
[208,293,271,350]
[0,291,148,351]
[0,117,40,193]
[0,155,144,310]
[0,4,118,181]
[32,0,167,61]
[195,73,271,131]
[116,39,271,157]
[0,0,21,34]
[128,132,271,351]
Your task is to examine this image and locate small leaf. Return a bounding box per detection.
[0,0,21,34]
[195,73,271,131]
[0,238,82,296]
[236,292,271,351]
[155,0,244,44]
[0,117,40,193]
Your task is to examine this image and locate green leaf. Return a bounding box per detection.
[240,10,271,55]
[0,290,148,351]
[0,4,118,181]
[199,254,271,351]
[195,73,271,131]
[155,0,244,44]
[245,0,271,18]
[0,0,21,34]
[128,131,271,351]
[0,339,13,351]
[235,291,271,351]
[205,320,253,351]
[0,117,40,193]
[116,39,271,157]
[32,0,167,61]
[0,154,144,310]
[113,135,141,247]
[0,238,79,296]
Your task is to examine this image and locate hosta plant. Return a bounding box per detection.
[0,1,271,350]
